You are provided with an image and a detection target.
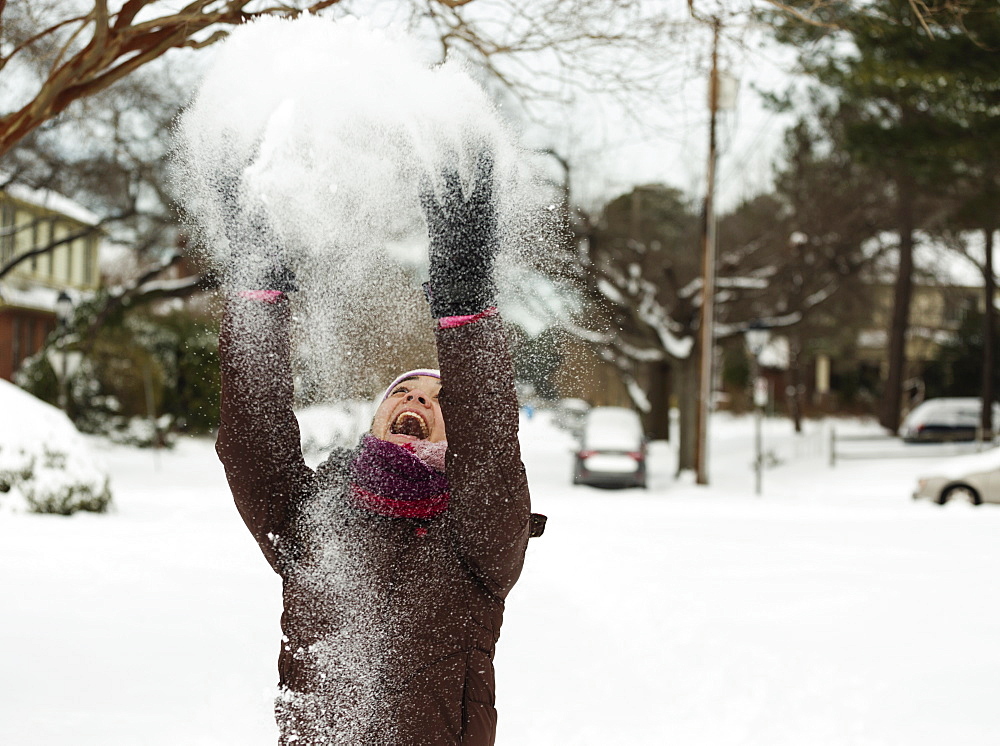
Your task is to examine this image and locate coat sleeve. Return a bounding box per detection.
[216,297,314,571]
[435,313,531,600]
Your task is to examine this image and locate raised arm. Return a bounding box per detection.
[211,163,312,570]
[422,152,531,598]
[217,295,314,570]
[436,314,531,599]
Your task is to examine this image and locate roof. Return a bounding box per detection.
[0,282,86,315]
[1,181,100,227]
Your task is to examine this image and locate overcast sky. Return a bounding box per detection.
[515,21,804,212]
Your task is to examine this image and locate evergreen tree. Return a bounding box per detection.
[924,308,1000,401]
[924,0,1000,433]
[769,0,1000,432]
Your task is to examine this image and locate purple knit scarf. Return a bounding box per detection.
[348,435,450,519]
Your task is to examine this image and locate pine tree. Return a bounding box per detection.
[769,0,1000,432]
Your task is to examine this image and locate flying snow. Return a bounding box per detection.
[172,16,555,399]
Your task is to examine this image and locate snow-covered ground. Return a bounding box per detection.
[2,411,999,745]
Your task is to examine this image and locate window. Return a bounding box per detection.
[942,294,975,327]
[64,238,75,283]
[44,218,56,277]
[48,222,60,278]
[30,216,39,273]
[83,236,94,285]
[12,208,28,259]
[11,316,21,371]
[0,202,14,265]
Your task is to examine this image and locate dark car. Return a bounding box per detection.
[572,406,647,488]
[900,398,1000,443]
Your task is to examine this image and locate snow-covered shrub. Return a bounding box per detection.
[0,380,112,515]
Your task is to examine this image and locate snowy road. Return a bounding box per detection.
[2,413,999,745]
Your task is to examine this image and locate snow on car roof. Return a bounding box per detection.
[583,406,644,449]
[902,398,998,425]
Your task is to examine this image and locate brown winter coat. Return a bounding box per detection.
[216,297,536,745]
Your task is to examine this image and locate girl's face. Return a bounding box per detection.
[370,376,446,445]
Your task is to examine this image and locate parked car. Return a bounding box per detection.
[912,447,1000,506]
[900,398,1000,443]
[572,406,647,488]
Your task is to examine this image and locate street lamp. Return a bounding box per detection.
[55,291,73,328]
[745,321,771,496]
[51,291,74,411]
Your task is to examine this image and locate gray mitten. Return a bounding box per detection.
[420,151,498,318]
[212,168,297,293]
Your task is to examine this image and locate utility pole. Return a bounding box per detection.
[694,17,721,485]
[982,227,996,440]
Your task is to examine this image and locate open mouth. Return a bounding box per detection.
[390,411,430,439]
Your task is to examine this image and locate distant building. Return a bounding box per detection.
[550,276,991,421]
[856,282,982,367]
[749,279,989,415]
[0,184,102,381]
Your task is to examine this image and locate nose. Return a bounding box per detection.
[405,391,430,406]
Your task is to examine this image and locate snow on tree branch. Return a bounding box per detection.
[80,252,216,348]
[595,347,651,413]
[591,258,695,360]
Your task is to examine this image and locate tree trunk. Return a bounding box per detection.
[645,359,672,441]
[787,332,803,434]
[982,227,996,437]
[880,172,916,434]
[676,355,698,476]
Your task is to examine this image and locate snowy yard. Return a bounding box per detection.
[3,411,999,745]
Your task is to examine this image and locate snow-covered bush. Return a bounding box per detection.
[0,380,112,515]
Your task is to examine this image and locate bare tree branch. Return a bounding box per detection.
[0,1,345,158]
[79,253,218,350]
[759,1,840,29]
[0,214,129,280]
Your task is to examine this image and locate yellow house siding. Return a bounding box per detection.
[0,191,101,290]
[0,201,14,266]
[0,187,104,382]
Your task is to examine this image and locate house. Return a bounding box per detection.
[0,184,102,381]
[549,278,991,422]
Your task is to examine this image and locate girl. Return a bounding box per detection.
[216,153,543,745]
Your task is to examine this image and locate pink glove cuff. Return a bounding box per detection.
[437,306,498,329]
[238,290,285,304]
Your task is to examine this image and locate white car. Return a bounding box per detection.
[572,406,647,489]
[900,398,1000,443]
[912,446,1000,506]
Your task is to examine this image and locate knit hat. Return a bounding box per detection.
[379,368,441,402]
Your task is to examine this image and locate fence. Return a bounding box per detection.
[829,429,997,467]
